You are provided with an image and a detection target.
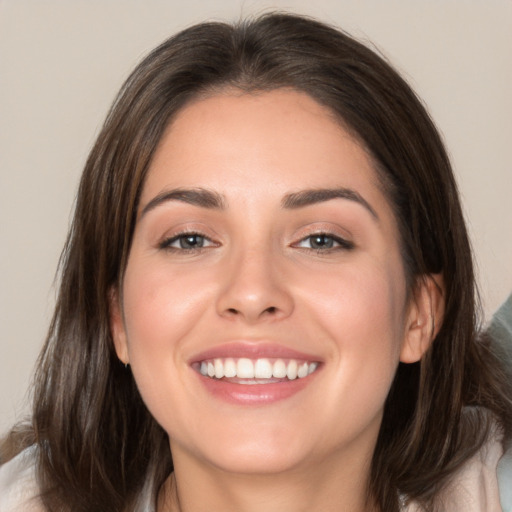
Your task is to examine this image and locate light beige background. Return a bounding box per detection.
[1,0,511,433]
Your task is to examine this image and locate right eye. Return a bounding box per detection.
[159,232,215,251]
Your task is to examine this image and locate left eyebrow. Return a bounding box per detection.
[282,188,378,220]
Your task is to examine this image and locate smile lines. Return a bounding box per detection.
[198,357,319,382]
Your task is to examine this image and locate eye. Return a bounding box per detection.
[295,233,353,251]
[159,232,216,251]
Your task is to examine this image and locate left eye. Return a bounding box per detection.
[296,234,352,250]
[160,233,214,250]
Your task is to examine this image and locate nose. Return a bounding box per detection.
[215,247,294,324]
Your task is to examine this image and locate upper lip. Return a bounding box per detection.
[189,341,322,364]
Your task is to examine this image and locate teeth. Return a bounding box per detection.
[224,358,237,378]
[255,358,273,378]
[287,360,298,380]
[198,357,319,381]
[237,358,255,378]
[298,362,308,378]
[272,359,287,378]
[214,359,224,379]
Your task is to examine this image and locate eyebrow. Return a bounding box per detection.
[140,186,378,220]
[140,187,226,218]
[282,188,378,219]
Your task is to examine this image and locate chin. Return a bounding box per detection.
[205,447,309,475]
[171,424,314,475]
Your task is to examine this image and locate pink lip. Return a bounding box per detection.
[189,341,322,406]
[197,376,316,405]
[189,341,322,364]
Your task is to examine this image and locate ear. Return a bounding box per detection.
[109,287,129,365]
[400,274,445,363]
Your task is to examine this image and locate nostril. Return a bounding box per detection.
[225,306,279,318]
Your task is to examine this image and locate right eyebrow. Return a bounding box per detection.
[139,188,226,219]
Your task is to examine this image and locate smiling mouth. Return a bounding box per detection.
[195,357,319,383]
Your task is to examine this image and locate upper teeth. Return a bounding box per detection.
[198,358,318,380]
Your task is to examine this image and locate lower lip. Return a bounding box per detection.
[195,372,317,405]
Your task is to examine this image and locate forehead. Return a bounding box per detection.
[141,89,386,212]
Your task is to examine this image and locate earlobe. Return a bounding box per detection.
[400,274,445,364]
[109,287,129,365]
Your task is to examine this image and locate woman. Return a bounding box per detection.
[1,12,511,512]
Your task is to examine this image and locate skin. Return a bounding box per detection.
[110,89,442,512]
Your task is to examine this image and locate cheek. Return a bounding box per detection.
[298,256,407,343]
[119,261,214,431]
[295,257,407,405]
[120,259,214,398]
[122,259,211,347]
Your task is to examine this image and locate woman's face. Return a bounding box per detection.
[111,89,427,477]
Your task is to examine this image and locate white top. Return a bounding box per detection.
[0,446,41,512]
[1,437,511,512]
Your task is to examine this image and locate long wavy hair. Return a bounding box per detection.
[2,12,511,512]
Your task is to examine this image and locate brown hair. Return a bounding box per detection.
[2,12,511,512]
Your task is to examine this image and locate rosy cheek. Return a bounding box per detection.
[122,262,210,353]
[305,266,404,353]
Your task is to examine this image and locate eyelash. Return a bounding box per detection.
[159,231,216,252]
[293,233,354,252]
[159,231,354,253]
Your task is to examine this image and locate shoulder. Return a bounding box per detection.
[403,427,511,512]
[499,442,512,512]
[488,293,512,364]
[443,427,508,512]
[0,446,44,512]
[490,293,512,510]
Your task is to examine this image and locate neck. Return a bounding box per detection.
[159,447,378,512]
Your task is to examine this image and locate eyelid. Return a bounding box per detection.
[158,229,218,251]
[291,222,354,248]
[293,232,354,250]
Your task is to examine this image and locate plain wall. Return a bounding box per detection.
[1,0,511,433]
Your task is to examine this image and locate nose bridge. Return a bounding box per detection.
[216,238,293,322]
